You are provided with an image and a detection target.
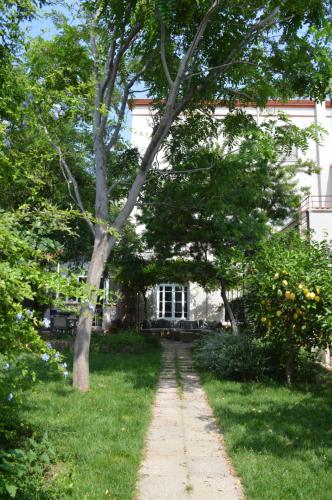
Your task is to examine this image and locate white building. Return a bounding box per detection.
[130,99,332,323]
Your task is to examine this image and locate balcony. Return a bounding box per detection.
[282,196,332,238]
[300,196,332,211]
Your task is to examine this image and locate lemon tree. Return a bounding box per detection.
[248,232,332,384]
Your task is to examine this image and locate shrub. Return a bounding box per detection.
[193,331,269,381]
[0,434,56,499]
[247,232,332,384]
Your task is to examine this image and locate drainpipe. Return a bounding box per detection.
[314,101,324,206]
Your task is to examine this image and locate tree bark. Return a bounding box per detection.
[220,278,238,335]
[73,233,111,391]
[285,348,295,386]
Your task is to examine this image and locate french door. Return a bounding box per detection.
[158,284,188,319]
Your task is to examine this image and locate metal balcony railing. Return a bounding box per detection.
[282,196,332,233]
[300,196,332,211]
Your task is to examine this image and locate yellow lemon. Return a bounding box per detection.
[305,293,311,300]
[282,280,288,286]
[293,313,298,320]
[316,287,320,295]
[274,273,279,279]
[303,288,309,295]
[285,291,291,299]
[290,292,296,301]
[296,308,302,315]
[298,284,303,290]
[310,292,316,300]
[261,317,267,323]
[276,310,282,317]
[314,295,320,302]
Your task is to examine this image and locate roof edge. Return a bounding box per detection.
[129,98,331,109]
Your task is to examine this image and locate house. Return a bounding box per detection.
[130,99,332,324]
[50,99,332,331]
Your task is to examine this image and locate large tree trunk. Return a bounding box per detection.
[73,233,111,391]
[220,278,238,335]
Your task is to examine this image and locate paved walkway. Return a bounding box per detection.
[137,341,243,499]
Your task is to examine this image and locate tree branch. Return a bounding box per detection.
[107,56,154,150]
[184,60,255,80]
[99,20,143,126]
[43,127,95,237]
[160,19,173,88]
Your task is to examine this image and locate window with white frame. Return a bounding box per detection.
[158,284,188,319]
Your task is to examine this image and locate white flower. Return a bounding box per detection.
[7,393,14,401]
[88,302,95,312]
[3,363,10,369]
[54,352,60,360]
[41,353,50,362]
[16,312,24,321]
[63,370,69,378]
[43,318,51,328]
[62,362,67,369]
[2,119,10,127]
[26,309,33,317]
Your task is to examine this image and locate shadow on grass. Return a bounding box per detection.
[201,371,332,464]
[25,344,161,396]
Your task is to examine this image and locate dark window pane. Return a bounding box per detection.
[175,291,182,301]
[175,302,182,312]
[165,286,172,292]
[175,312,182,317]
[184,311,188,318]
[165,310,172,317]
[159,286,163,292]
[175,285,182,292]
[165,291,172,301]
[158,311,162,317]
[165,302,172,313]
[159,291,163,301]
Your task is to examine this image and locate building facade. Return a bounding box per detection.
[131,99,332,323]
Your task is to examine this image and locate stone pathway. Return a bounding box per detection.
[137,340,243,499]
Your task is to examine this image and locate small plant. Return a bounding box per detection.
[0,434,56,499]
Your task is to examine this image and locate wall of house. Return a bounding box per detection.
[145,283,224,321]
[308,210,332,242]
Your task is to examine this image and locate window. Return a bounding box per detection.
[158,284,188,319]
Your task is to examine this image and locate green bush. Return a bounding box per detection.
[193,331,269,381]
[0,434,56,499]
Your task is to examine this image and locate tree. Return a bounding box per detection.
[247,232,332,384]
[14,1,332,390]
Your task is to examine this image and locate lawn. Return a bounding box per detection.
[21,337,161,499]
[200,370,332,500]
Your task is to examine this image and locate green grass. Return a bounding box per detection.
[21,340,161,499]
[200,370,332,500]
